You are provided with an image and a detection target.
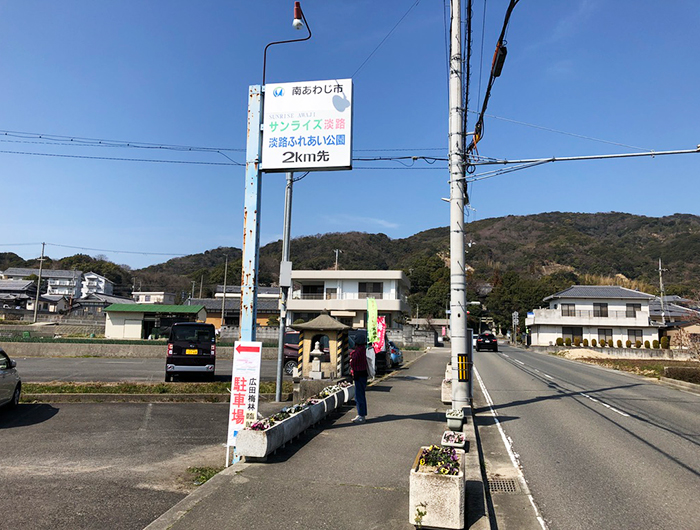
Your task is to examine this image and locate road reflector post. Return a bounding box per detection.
[457,354,469,382]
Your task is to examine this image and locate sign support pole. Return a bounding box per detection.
[240,85,264,343]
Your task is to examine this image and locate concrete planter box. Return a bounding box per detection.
[445,409,464,431]
[237,385,355,459]
[409,446,466,529]
[441,379,452,404]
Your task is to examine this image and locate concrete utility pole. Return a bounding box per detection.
[220,255,228,328]
[449,0,471,409]
[276,172,294,402]
[32,242,45,323]
[658,258,667,326]
[334,249,342,270]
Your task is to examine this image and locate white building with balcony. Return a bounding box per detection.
[287,270,411,330]
[132,291,176,304]
[81,272,114,297]
[525,285,658,346]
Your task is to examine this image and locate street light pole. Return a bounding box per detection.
[276,171,294,401]
[239,1,312,343]
[32,242,45,323]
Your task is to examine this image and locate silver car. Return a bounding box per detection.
[0,348,21,408]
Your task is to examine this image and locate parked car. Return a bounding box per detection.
[283,331,300,375]
[475,332,498,352]
[165,322,216,381]
[388,340,403,367]
[0,347,21,408]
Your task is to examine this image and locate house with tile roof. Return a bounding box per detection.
[525,285,659,346]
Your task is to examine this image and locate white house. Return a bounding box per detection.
[525,285,658,346]
[287,270,411,330]
[81,272,114,297]
[2,267,82,298]
[132,291,176,304]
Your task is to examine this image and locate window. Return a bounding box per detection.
[626,303,641,317]
[627,329,643,342]
[561,303,576,316]
[325,288,337,300]
[145,295,151,302]
[358,282,383,299]
[562,327,583,342]
[593,303,608,317]
[598,328,613,343]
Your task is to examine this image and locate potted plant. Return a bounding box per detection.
[441,430,466,449]
[445,408,464,430]
[409,445,466,529]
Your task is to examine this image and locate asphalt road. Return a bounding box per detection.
[0,401,232,530]
[15,357,287,382]
[474,344,700,530]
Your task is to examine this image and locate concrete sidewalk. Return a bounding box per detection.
[145,348,489,530]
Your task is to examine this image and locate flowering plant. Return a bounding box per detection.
[441,430,465,446]
[247,381,353,430]
[417,445,460,476]
[445,408,464,418]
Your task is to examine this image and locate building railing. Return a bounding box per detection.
[559,309,643,319]
[294,292,388,301]
[526,307,651,326]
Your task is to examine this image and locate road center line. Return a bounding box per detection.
[579,392,630,417]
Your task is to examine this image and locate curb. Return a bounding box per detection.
[658,376,700,395]
[143,460,252,530]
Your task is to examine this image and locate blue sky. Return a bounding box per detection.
[1,1,699,269]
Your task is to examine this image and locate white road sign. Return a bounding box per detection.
[226,341,262,463]
[261,78,353,172]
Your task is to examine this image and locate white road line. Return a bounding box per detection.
[514,359,525,365]
[475,367,548,530]
[579,392,630,417]
[543,374,554,380]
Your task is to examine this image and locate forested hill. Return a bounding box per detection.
[133,211,700,299]
[3,213,698,320]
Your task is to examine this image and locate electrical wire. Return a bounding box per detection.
[0,149,243,166]
[46,243,187,257]
[351,0,422,78]
[468,0,520,153]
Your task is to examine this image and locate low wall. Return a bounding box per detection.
[0,341,282,360]
[528,345,698,361]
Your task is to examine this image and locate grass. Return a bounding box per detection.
[187,466,223,486]
[23,380,294,394]
[576,358,699,379]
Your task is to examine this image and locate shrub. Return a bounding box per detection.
[635,340,642,348]
[617,340,623,348]
[644,340,650,349]
[625,340,632,348]
[565,337,572,347]
[653,340,660,349]
[664,367,700,385]
[660,336,670,349]
[556,337,564,346]
[583,338,589,347]
[591,339,597,347]
[600,339,606,347]
[574,337,581,347]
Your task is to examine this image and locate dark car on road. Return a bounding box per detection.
[166,322,216,381]
[0,347,21,408]
[283,331,301,375]
[475,332,498,352]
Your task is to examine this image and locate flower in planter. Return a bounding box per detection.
[441,431,465,445]
[445,408,464,418]
[418,445,460,476]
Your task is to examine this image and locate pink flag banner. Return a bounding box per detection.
[373,316,386,353]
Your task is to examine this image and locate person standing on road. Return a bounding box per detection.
[349,336,369,424]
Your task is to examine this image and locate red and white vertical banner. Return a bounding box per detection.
[226,341,262,466]
[373,316,386,353]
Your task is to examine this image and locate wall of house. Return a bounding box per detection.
[532,325,658,346]
[105,312,144,339]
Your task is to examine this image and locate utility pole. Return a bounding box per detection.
[32,242,45,323]
[658,258,668,326]
[276,171,294,402]
[220,255,228,328]
[449,0,470,409]
[190,281,195,304]
[199,274,203,298]
[333,249,342,270]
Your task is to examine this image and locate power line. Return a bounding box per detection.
[46,243,188,257]
[0,149,243,166]
[351,0,422,78]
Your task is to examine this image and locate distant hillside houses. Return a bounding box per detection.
[2,268,113,299]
